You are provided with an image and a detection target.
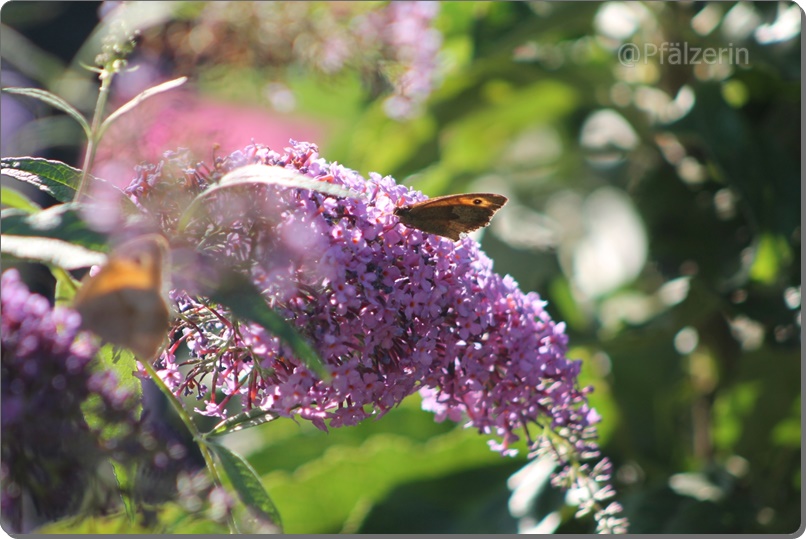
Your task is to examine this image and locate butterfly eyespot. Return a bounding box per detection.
[473,199,483,205]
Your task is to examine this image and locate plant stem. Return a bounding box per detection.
[75,71,113,201]
[139,358,240,533]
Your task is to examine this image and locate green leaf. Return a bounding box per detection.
[0,185,42,213]
[80,347,142,505]
[262,427,519,533]
[177,164,361,231]
[1,234,106,270]
[53,265,81,306]
[98,77,188,140]
[241,395,457,475]
[749,233,791,285]
[109,460,136,523]
[1,203,109,252]
[2,156,84,202]
[2,87,91,139]
[36,505,230,533]
[358,460,523,533]
[207,270,330,380]
[1,157,140,212]
[93,344,144,419]
[206,441,283,532]
[208,408,281,437]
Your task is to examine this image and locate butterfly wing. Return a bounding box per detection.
[395,202,464,240]
[394,193,508,240]
[73,236,170,359]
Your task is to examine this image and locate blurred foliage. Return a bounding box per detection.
[1,0,800,534]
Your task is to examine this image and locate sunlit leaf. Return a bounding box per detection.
[0,185,42,213]
[263,428,518,533]
[207,441,283,532]
[1,203,109,252]
[98,77,188,139]
[1,157,84,202]
[208,408,281,437]
[1,234,106,270]
[1,157,139,213]
[177,164,360,231]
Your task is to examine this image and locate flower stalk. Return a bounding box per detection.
[137,358,239,533]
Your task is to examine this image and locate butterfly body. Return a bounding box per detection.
[394,193,508,241]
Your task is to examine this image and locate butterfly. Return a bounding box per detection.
[73,235,171,360]
[393,193,508,241]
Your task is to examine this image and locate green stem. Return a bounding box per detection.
[139,358,240,533]
[75,71,113,201]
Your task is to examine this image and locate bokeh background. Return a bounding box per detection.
[1,1,801,533]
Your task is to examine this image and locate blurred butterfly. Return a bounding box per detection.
[73,234,171,360]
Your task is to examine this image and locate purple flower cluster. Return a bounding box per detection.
[0,270,137,531]
[128,142,597,455]
[125,138,626,531]
[1,270,97,430]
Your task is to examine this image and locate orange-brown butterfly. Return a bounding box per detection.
[72,235,171,360]
[393,193,508,241]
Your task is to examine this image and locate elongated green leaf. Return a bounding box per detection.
[1,234,107,270]
[177,164,360,231]
[3,87,91,138]
[218,164,359,196]
[2,203,109,252]
[110,460,136,523]
[98,77,188,139]
[2,157,140,213]
[206,441,282,532]
[2,157,83,202]
[208,270,330,380]
[0,186,42,213]
[208,408,280,437]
